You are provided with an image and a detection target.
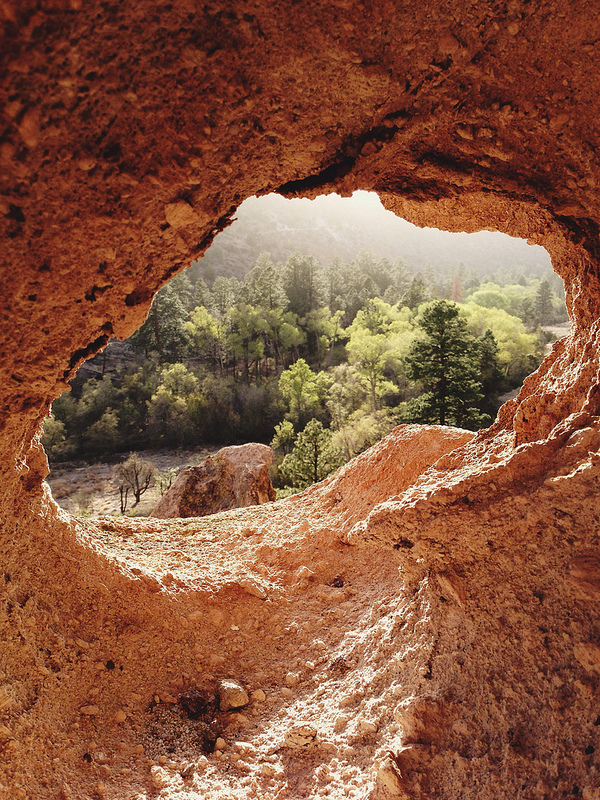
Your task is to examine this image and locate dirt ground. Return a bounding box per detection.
[46,447,218,517]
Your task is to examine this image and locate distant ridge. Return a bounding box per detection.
[194,191,553,281]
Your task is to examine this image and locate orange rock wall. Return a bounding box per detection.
[2,2,600,798]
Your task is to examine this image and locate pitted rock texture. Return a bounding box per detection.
[151,443,275,519]
[3,2,600,799]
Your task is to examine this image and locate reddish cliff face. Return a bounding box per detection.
[2,2,600,798]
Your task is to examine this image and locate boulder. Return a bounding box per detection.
[150,443,275,519]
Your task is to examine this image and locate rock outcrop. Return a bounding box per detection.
[3,2,600,798]
[151,443,275,518]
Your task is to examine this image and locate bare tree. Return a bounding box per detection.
[114,454,156,511]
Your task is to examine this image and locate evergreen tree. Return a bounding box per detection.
[282,252,326,317]
[212,276,241,316]
[402,275,429,309]
[535,279,553,325]
[476,329,505,418]
[241,253,287,309]
[403,300,489,429]
[193,278,213,311]
[130,283,188,361]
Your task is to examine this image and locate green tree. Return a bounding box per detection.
[476,329,505,418]
[271,420,296,456]
[41,414,68,461]
[212,276,241,316]
[263,308,305,370]
[331,408,396,461]
[130,283,188,361]
[461,302,541,385]
[227,303,267,381]
[146,363,199,445]
[280,419,341,487]
[282,252,326,317]
[241,253,287,309]
[146,388,193,445]
[346,299,414,411]
[185,306,226,372]
[193,277,213,310]
[84,408,119,455]
[278,358,329,427]
[326,363,368,430]
[403,300,489,429]
[302,307,345,365]
[169,271,195,311]
[402,275,430,310]
[535,279,553,325]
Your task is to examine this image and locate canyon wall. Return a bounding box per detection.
[1,1,600,797]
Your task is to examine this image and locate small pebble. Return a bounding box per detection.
[114,710,126,723]
[215,737,227,750]
[285,673,299,687]
[251,689,266,702]
[218,679,249,711]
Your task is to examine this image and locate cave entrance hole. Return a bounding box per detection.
[42,190,565,518]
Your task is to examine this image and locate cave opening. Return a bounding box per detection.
[41,191,565,519]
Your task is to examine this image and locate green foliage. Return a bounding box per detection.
[402,276,430,310]
[346,299,414,411]
[460,302,541,383]
[185,306,225,370]
[402,300,490,429]
[535,279,553,325]
[84,409,119,455]
[331,408,396,461]
[41,414,68,460]
[239,252,287,309]
[476,330,505,417]
[271,420,296,457]
[130,283,189,362]
[212,276,241,316]
[326,364,368,430]
[278,358,329,427]
[282,252,326,317]
[44,245,561,470]
[280,419,342,488]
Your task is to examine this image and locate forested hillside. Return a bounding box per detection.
[43,234,568,496]
[193,192,556,285]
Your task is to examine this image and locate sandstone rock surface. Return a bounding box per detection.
[2,2,600,799]
[151,443,275,518]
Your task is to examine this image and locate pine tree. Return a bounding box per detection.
[535,279,553,325]
[403,300,489,429]
[476,329,504,418]
[402,275,429,310]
